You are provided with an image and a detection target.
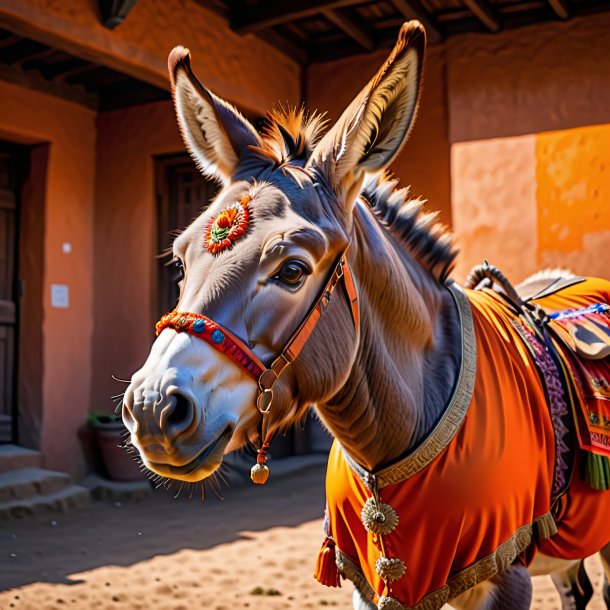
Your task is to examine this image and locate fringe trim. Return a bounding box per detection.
[334,519,538,610]
[534,513,558,541]
[585,451,610,490]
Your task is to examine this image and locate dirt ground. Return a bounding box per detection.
[0,464,606,610]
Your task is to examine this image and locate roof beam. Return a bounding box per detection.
[263,29,309,65]
[323,8,376,51]
[232,0,372,35]
[462,0,501,32]
[547,0,571,19]
[390,0,443,44]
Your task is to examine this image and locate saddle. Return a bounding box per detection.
[465,264,610,492]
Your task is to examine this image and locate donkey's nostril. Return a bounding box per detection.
[165,393,194,429]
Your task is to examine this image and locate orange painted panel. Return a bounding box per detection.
[536,124,610,277]
[451,135,538,283]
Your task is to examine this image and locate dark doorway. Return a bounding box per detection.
[0,143,26,444]
[155,155,218,318]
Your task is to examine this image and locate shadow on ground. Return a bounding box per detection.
[0,460,328,591]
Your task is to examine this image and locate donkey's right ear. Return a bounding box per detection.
[168,47,263,183]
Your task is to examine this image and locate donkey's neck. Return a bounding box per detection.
[317,200,461,471]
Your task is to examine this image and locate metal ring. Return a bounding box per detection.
[257,388,273,414]
[258,368,278,392]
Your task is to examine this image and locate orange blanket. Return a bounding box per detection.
[317,278,610,609]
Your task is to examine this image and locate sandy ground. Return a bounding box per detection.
[0,463,607,610]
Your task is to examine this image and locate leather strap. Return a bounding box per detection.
[156,251,360,415]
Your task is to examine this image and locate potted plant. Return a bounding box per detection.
[88,412,144,481]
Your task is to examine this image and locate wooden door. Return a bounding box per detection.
[155,155,218,317]
[0,145,21,443]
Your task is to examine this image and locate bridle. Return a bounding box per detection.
[155,249,360,482]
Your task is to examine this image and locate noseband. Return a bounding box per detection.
[155,251,359,482]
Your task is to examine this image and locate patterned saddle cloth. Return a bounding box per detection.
[548,303,610,459]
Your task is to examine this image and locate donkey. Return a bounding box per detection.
[122,21,610,610]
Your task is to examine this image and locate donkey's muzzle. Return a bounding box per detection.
[123,389,197,448]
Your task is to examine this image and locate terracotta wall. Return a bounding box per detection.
[0,79,96,478]
[449,13,610,282]
[92,101,183,410]
[306,45,452,226]
[0,0,300,115]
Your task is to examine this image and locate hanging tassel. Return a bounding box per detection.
[250,439,271,485]
[314,536,341,588]
[584,451,610,491]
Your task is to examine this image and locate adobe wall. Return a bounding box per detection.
[92,101,183,411]
[306,45,452,226]
[449,12,610,281]
[0,0,300,115]
[0,79,96,478]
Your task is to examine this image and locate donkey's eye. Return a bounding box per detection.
[274,260,310,286]
[172,259,185,282]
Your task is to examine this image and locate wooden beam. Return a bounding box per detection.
[262,28,309,65]
[232,0,372,35]
[323,8,376,51]
[462,0,501,32]
[0,62,98,109]
[547,0,570,19]
[390,0,443,44]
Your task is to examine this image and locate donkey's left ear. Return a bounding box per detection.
[308,21,425,208]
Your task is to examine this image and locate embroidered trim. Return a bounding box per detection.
[335,548,376,602]
[335,519,539,610]
[342,281,477,490]
[511,318,571,499]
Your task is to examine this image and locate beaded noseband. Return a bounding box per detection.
[156,251,359,483]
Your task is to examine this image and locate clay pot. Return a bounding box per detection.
[88,413,144,481]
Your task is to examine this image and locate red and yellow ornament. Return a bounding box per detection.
[204,195,251,254]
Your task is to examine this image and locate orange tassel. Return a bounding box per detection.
[314,537,341,588]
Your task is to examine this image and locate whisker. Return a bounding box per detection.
[173,481,185,500]
[111,375,131,384]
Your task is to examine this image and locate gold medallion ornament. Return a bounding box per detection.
[361,496,399,535]
[375,557,407,583]
[378,596,404,610]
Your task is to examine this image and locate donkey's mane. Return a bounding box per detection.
[361,173,457,283]
[252,106,328,167]
[252,108,456,283]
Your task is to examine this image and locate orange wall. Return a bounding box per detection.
[0,0,300,115]
[92,101,183,408]
[0,79,96,478]
[452,124,610,282]
[447,12,610,142]
[306,45,452,226]
[448,12,610,282]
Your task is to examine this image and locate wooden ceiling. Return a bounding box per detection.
[0,28,169,111]
[210,0,610,64]
[1,0,608,111]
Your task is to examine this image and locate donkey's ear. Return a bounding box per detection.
[308,21,425,207]
[168,47,262,183]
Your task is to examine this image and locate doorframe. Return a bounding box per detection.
[0,141,29,444]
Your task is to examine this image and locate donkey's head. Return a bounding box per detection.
[122,22,426,482]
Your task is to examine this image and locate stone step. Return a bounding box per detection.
[0,444,42,473]
[0,468,71,502]
[0,484,91,521]
[0,414,11,443]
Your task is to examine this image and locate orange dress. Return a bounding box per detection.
[317,279,610,610]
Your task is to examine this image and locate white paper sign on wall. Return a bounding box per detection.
[51,284,69,308]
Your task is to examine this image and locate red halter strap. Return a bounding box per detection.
[155,251,359,414]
